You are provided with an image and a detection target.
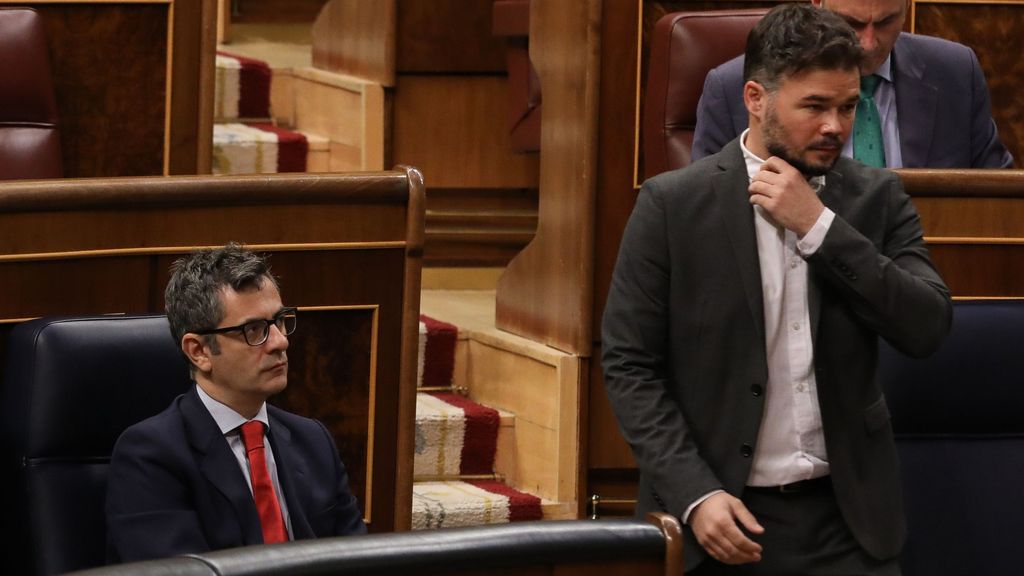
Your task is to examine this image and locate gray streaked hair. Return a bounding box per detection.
[164,242,278,355]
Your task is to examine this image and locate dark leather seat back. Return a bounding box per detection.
[2,315,190,575]
[878,300,1024,576]
[0,7,62,180]
[643,9,766,179]
[65,513,681,576]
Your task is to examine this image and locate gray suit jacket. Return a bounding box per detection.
[602,139,952,570]
[692,33,1014,168]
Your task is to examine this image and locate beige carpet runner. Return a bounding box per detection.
[212,51,308,175]
[413,315,542,529]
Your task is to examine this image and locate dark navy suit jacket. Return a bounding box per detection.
[692,33,1014,168]
[106,386,366,563]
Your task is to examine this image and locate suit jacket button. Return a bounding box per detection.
[750,384,763,397]
[740,443,753,457]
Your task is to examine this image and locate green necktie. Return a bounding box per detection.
[853,74,885,168]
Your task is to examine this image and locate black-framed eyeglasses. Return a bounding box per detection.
[194,307,297,346]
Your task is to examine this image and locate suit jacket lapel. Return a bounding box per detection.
[267,411,315,540]
[892,34,937,168]
[182,387,264,545]
[715,140,766,343]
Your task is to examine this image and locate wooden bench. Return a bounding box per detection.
[0,169,424,573]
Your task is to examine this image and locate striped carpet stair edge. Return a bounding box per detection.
[213,123,308,174]
[212,51,309,175]
[413,315,543,529]
[215,51,271,121]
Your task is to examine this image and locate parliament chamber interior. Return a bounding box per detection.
[1,0,1021,574]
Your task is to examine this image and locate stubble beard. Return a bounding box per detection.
[762,106,842,177]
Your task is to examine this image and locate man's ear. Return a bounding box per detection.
[182,333,213,373]
[743,80,768,121]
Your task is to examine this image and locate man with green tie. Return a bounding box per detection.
[692,0,1014,169]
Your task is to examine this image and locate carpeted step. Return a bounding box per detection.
[212,122,308,174]
[418,314,457,390]
[215,51,272,122]
[415,391,499,479]
[411,480,542,530]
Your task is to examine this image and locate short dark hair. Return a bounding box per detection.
[164,242,278,351]
[743,3,863,90]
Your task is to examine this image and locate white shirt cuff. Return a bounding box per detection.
[796,208,835,255]
[682,489,725,524]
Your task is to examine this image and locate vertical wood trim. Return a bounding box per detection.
[494,0,603,355]
[164,1,175,175]
[195,0,217,173]
[392,165,425,531]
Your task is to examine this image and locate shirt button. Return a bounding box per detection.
[796,382,806,393]
[791,322,800,331]
[790,259,800,269]
[740,443,754,457]
[751,383,763,397]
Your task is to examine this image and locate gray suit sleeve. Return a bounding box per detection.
[810,172,952,357]
[601,180,722,518]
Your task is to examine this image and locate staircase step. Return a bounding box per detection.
[411,480,542,530]
[212,122,308,174]
[418,314,457,389]
[415,392,503,479]
[215,51,272,121]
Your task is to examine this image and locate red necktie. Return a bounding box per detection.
[240,420,289,543]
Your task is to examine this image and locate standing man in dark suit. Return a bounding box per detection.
[107,243,366,563]
[603,4,951,574]
[692,0,1014,169]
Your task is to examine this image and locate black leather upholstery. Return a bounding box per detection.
[878,300,1024,576]
[2,315,190,575]
[65,517,670,576]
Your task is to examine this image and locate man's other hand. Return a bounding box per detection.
[690,492,765,564]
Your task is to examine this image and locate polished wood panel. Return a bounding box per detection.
[495,0,603,354]
[392,76,540,189]
[10,0,216,176]
[899,169,1024,298]
[169,0,217,175]
[395,0,506,73]
[275,308,376,520]
[312,0,396,86]
[913,2,1024,166]
[0,170,425,532]
[231,0,330,23]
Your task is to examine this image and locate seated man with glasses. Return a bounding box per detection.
[106,243,366,564]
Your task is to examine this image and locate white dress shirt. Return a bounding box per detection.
[196,385,294,537]
[682,131,835,522]
[740,131,832,487]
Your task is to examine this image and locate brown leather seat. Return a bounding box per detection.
[643,9,766,179]
[0,7,62,180]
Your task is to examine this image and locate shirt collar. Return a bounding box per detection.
[195,383,270,435]
[871,53,893,84]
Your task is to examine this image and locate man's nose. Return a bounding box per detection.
[266,323,290,350]
[821,111,843,134]
[858,26,878,52]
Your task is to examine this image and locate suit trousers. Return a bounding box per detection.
[689,478,901,576]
